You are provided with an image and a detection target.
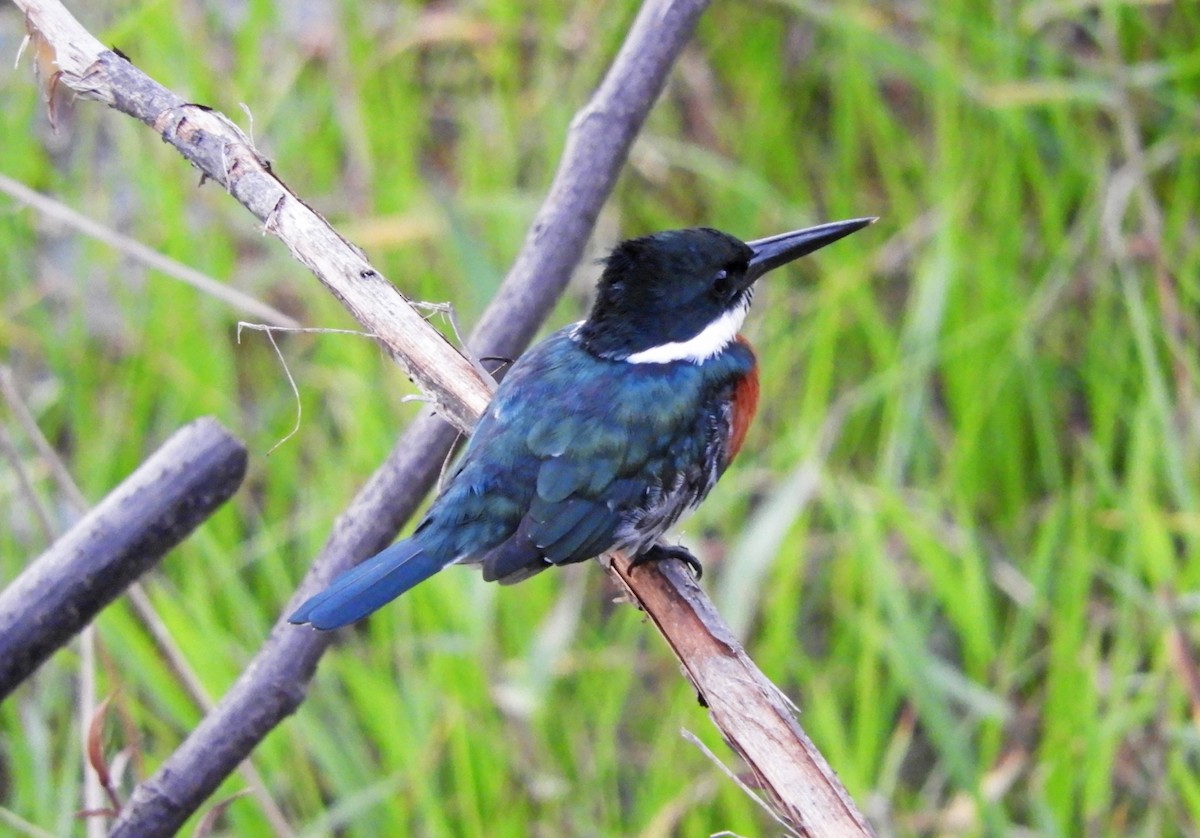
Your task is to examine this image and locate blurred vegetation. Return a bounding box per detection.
[2,0,1200,835]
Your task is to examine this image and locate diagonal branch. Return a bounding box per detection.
[12,0,873,835]
[0,417,247,701]
[17,0,492,434]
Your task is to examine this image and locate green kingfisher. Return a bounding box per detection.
[291,217,873,630]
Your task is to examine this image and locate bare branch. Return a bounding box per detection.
[0,417,248,700]
[0,367,293,835]
[608,558,872,834]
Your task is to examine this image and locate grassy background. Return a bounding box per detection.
[3,0,1199,835]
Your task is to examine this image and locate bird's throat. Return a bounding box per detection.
[624,300,750,365]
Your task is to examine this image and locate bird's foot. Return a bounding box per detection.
[629,543,703,580]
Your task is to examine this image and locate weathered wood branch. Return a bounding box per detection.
[12,0,873,835]
[0,417,247,701]
[17,0,492,433]
[609,559,871,833]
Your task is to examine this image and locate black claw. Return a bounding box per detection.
[629,543,703,580]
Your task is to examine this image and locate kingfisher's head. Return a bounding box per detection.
[576,218,875,363]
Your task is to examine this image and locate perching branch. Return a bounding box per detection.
[0,417,247,701]
[12,0,873,835]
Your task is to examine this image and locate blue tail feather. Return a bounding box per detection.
[289,539,448,630]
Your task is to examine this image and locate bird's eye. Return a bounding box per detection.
[711,268,729,294]
[711,265,742,301]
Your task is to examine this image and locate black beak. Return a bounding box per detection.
[744,217,876,284]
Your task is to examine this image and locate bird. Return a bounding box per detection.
[290,217,874,630]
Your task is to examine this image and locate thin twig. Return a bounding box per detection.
[79,628,101,838]
[0,391,104,835]
[0,367,88,508]
[235,323,377,339]
[0,426,55,541]
[0,173,299,329]
[235,321,393,454]
[681,728,800,836]
[236,324,304,455]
